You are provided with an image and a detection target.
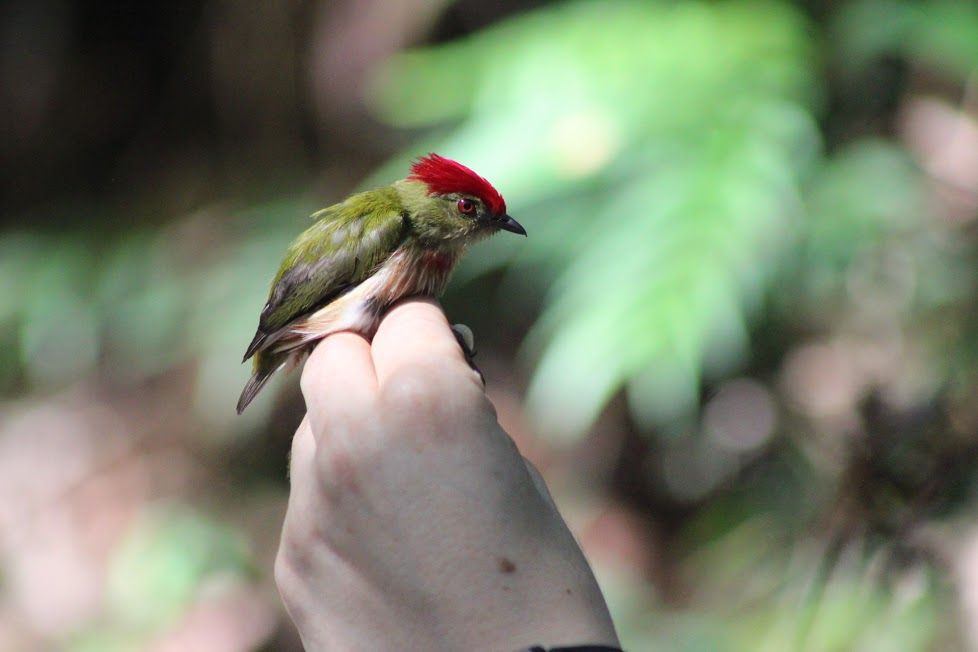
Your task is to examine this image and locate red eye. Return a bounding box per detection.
[457,198,476,214]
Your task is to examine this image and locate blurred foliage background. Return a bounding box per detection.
[2,0,978,649]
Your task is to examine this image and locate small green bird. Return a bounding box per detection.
[237,154,525,413]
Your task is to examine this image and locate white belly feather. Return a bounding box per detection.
[276,246,461,352]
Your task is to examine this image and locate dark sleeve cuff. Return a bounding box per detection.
[520,646,624,652]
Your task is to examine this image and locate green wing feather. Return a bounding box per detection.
[242,187,408,362]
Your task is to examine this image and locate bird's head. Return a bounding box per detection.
[397,153,525,244]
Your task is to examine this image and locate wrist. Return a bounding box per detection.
[276,543,619,652]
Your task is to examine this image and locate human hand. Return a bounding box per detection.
[274,298,619,651]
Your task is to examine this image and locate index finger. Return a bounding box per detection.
[370,297,469,386]
[300,331,377,436]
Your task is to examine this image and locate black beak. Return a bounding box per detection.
[496,214,527,236]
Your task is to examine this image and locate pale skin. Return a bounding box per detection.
[275,297,620,651]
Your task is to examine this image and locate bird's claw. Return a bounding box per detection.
[451,323,485,386]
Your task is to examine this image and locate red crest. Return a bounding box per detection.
[408,153,507,215]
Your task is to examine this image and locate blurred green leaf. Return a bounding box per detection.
[106,504,251,631]
[19,238,100,389]
[609,539,942,652]
[834,0,978,79]
[374,0,821,439]
[793,140,927,309]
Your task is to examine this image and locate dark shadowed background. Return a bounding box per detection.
[3,0,978,649]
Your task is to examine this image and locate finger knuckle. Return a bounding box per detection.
[380,365,443,416]
[274,546,311,620]
[299,359,321,399]
[275,531,309,592]
[273,545,293,589]
[313,440,363,497]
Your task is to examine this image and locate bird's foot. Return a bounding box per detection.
[451,323,485,386]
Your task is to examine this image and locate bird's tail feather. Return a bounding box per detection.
[236,352,287,414]
[236,372,273,414]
